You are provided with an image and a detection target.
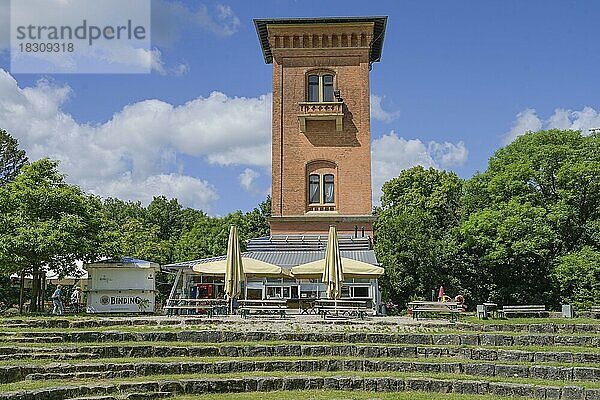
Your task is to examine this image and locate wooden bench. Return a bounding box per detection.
[497,305,548,318]
[238,300,288,319]
[409,301,461,321]
[315,300,370,320]
[590,306,600,318]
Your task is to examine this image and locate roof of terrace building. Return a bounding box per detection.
[162,234,378,272]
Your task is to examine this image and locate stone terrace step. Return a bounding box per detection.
[4,358,600,385]
[25,370,137,381]
[11,330,598,348]
[0,352,98,361]
[0,346,55,355]
[4,336,64,343]
[455,322,600,334]
[66,392,172,400]
[2,376,600,400]
[0,318,184,329]
[66,396,118,400]
[123,393,172,400]
[13,343,600,365]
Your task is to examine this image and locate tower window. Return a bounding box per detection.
[308,75,319,102]
[323,75,334,102]
[306,73,336,102]
[324,174,334,203]
[308,174,320,204]
[308,173,335,205]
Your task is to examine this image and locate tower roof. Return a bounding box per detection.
[254,16,387,64]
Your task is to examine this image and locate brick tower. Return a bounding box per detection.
[255,17,387,239]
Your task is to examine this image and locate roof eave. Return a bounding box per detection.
[254,16,388,64]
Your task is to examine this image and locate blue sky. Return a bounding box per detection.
[1,0,600,215]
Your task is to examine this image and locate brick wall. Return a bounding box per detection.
[267,23,376,235]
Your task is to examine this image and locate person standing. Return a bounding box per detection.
[52,285,63,315]
[70,287,82,313]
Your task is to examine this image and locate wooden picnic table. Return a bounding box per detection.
[315,299,369,319]
[238,299,288,318]
[163,298,228,317]
[408,301,461,321]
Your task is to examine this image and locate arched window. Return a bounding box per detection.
[308,174,320,204]
[323,174,334,203]
[306,72,336,102]
[308,75,319,102]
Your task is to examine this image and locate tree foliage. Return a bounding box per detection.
[0,129,28,186]
[553,247,600,310]
[459,130,600,306]
[0,159,106,310]
[375,167,463,307]
[376,130,600,309]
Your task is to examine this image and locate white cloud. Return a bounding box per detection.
[370,94,400,122]
[371,131,468,205]
[504,106,600,144]
[561,107,600,134]
[0,69,271,212]
[238,168,259,193]
[503,108,543,144]
[428,141,468,168]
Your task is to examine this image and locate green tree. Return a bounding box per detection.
[460,129,600,306]
[175,215,228,261]
[374,167,463,307]
[145,196,184,241]
[553,247,600,310]
[102,198,146,223]
[460,200,557,304]
[0,129,28,186]
[0,159,105,311]
[174,196,271,262]
[117,218,171,265]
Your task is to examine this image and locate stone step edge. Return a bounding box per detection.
[1,376,598,400]
[3,343,600,364]
[4,330,600,348]
[66,392,172,400]
[9,358,600,385]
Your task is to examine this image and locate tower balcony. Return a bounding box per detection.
[298,101,344,132]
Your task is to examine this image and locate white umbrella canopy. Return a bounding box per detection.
[224,225,244,300]
[323,226,344,299]
[192,258,285,276]
[290,258,384,279]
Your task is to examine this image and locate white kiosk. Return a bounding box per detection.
[85,257,159,314]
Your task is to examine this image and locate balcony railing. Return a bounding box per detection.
[298,101,344,132]
[307,204,336,212]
